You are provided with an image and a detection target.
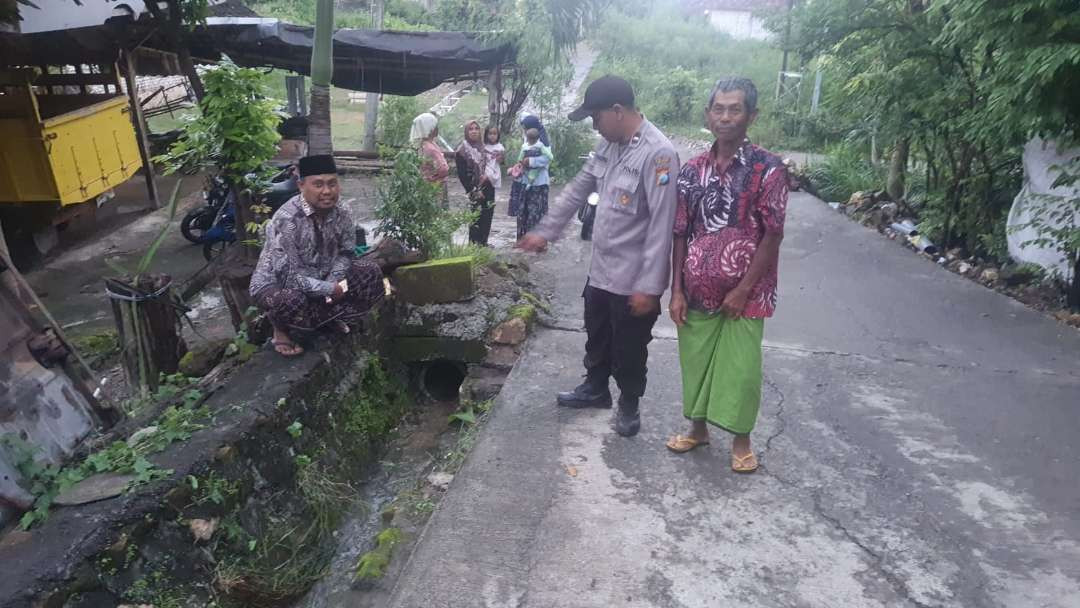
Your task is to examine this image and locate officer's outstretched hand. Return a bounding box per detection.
[516,233,548,253]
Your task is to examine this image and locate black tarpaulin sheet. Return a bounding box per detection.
[0,18,511,96]
[186,20,512,95]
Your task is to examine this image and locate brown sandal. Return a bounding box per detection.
[666,434,710,453]
[731,451,758,473]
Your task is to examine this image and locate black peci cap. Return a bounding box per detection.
[567,75,636,121]
[298,154,338,178]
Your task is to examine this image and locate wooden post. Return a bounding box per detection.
[106,274,185,396]
[218,190,270,344]
[122,49,161,209]
[218,245,270,345]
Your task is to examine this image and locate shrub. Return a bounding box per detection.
[589,4,782,143]
[378,95,423,150]
[374,149,473,256]
[806,143,884,203]
[546,119,594,184]
[653,67,702,124]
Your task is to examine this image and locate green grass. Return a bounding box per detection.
[146,108,198,133]
[435,91,491,138]
[331,86,369,150]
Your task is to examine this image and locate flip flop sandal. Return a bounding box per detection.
[666,434,710,454]
[732,452,759,473]
[272,340,304,357]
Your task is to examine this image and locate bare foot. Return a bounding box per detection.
[271,327,303,357]
[687,419,710,443]
[272,339,304,357]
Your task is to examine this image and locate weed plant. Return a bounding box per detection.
[805,143,886,204]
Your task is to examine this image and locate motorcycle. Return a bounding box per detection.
[180,165,299,261]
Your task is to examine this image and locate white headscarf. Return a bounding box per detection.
[410,113,439,143]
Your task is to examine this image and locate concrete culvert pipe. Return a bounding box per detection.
[421,359,467,401]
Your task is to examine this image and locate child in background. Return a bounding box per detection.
[511,128,552,238]
[483,126,506,192]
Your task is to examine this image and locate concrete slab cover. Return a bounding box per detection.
[394,256,476,305]
[53,473,134,506]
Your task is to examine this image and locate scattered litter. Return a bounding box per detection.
[890,220,919,236]
[427,472,454,491]
[565,465,578,477]
[907,233,939,255]
[828,202,841,210]
[126,426,159,448]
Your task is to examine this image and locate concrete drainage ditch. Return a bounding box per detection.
[0,253,540,608]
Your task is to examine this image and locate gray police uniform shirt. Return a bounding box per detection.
[533,118,679,297]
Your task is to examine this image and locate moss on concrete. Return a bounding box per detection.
[520,291,551,314]
[70,331,120,367]
[507,303,537,326]
[354,527,404,581]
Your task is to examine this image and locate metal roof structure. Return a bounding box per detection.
[0,15,512,96]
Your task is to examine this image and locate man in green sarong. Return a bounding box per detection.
[665,77,789,473]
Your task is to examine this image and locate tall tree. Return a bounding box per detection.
[308,0,334,155]
[782,0,1080,305]
[437,0,607,134]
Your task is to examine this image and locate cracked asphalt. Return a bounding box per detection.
[388,144,1080,607]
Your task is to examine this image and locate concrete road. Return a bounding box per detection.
[388,187,1080,607]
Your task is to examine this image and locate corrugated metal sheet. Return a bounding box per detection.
[0,280,97,528]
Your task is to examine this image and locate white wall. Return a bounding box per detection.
[704,9,772,41]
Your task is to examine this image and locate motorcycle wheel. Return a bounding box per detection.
[203,240,229,262]
[181,208,215,244]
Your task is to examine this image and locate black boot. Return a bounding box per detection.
[556,378,612,409]
[613,396,641,437]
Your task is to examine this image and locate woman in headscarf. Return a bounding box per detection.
[411,112,449,208]
[510,115,553,218]
[455,120,497,245]
[520,114,551,147]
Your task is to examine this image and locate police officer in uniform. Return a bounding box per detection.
[518,76,680,437]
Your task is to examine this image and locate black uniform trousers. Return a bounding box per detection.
[582,283,660,401]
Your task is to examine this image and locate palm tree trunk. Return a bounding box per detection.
[309,85,332,155]
[308,0,334,155]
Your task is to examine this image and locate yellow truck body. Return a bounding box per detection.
[0,68,142,206]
